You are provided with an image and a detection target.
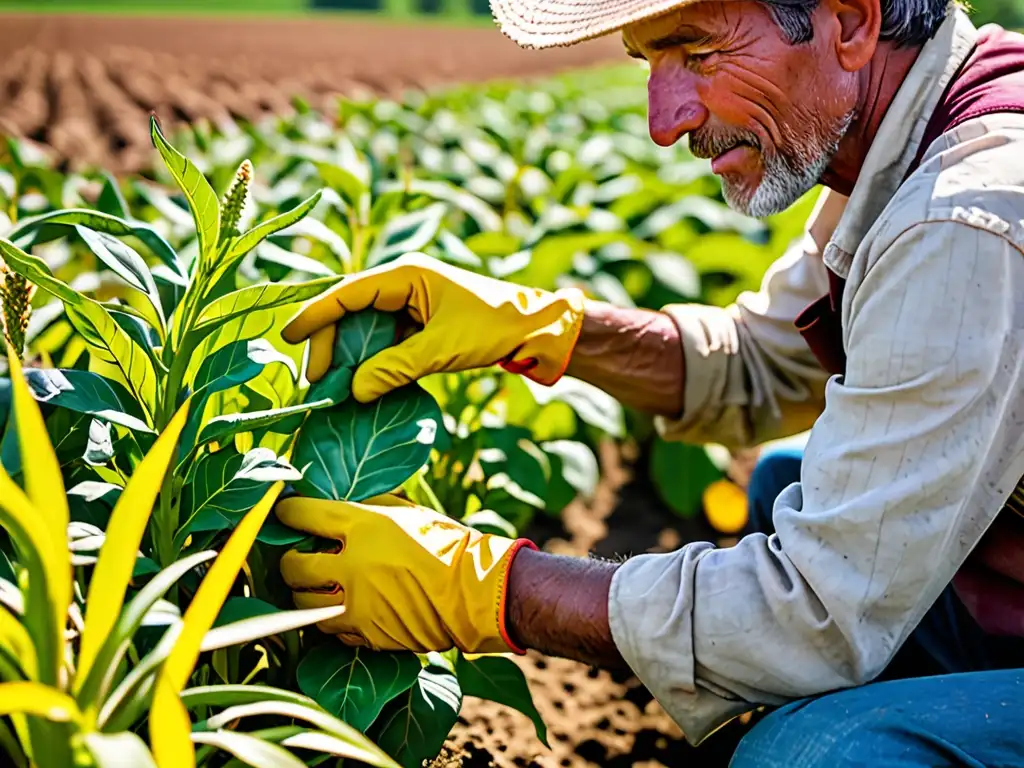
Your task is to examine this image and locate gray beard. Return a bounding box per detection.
[690,107,857,218]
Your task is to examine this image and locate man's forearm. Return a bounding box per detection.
[565,300,685,419]
[504,548,627,669]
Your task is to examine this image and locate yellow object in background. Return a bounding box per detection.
[703,479,749,535]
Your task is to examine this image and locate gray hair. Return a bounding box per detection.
[760,0,955,46]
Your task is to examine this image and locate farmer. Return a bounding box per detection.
[276,0,1024,763]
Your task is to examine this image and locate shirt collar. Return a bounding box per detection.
[824,9,979,277]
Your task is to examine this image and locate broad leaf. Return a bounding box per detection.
[649,437,723,519]
[291,387,442,502]
[455,655,548,747]
[306,310,399,404]
[542,440,599,497]
[178,448,301,539]
[372,666,462,768]
[151,116,221,267]
[192,275,342,335]
[23,368,152,433]
[297,644,420,732]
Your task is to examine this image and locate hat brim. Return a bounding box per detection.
[490,0,698,49]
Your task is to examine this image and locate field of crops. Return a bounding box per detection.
[0,12,622,174]
[0,54,816,768]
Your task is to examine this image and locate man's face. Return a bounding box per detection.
[623,1,859,216]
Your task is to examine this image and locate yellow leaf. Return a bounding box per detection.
[150,481,284,767]
[0,466,64,685]
[0,682,80,723]
[5,348,71,651]
[150,681,194,768]
[0,603,37,679]
[75,397,192,697]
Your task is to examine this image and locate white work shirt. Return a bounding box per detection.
[607,10,1024,744]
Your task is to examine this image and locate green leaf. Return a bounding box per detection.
[202,700,400,768]
[649,437,723,518]
[23,369,153,433]
[192,276,342,335]
[180,684,318,712]
[455,655,548,747]
[95,173,130,218]
[542,440,599,497]
[190,730,305,768]
[8,208,183,277]
[365,203,446,268]
[150,116,221,267]
[213,597,280,628]
[291,387,442,502]
[200,605,345,653]
[306,310,398,404]
[315,162,369,213]
[229,191,324,263]
[75,225,165,327]
[372,666,462,768]
[525,376,624,438]
[296,644,420,733]
[192,339,297,397]
[0,238,159,420]
[195,398,333,450]
[74,550,217,711]
[462,510,517,538]
[178,448,302,539]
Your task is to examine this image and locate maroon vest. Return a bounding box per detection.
[796,25,1024,637]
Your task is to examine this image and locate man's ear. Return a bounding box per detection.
[825,0,882,72]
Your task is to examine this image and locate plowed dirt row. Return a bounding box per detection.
[0,12,623,172]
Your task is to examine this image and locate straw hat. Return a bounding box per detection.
[490,0,695,49]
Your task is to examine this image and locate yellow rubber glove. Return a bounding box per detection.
[281,252,586,402]
[274,493,537,654]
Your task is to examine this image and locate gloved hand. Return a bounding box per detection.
[274,492,537,654]
[281,252,586,402]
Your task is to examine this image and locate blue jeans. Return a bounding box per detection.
[732,446,1024,767]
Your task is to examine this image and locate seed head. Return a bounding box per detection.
[220,159,253,242]
[0,262,36,361]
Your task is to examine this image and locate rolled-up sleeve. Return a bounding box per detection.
[610,218,1024,744]
[654,191,846,450]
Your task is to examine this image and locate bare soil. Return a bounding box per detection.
[444,440,763,768]
[0,12,622,172]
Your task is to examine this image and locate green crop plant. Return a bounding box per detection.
[0,117,559,767]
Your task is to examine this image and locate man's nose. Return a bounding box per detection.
[647,64,708,147]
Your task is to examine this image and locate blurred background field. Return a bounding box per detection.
[0,0,1018,766]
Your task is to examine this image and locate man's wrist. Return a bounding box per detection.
[565,300,685,419]
[503,546,627,670]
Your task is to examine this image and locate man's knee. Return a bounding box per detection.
[733,692,909,768]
